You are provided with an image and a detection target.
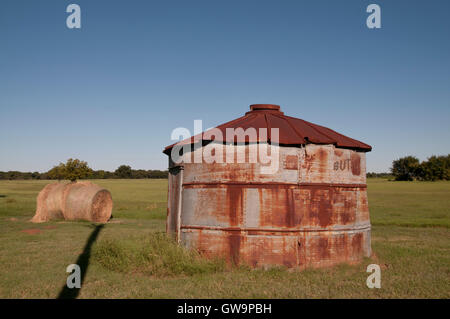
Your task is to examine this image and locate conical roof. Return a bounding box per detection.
[164,104,371,154]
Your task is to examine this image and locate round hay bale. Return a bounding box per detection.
[32,181,113,223]
[32,183,66,223]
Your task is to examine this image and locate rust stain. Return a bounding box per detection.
[282,239,295,267]
[249,240,260,267]
[335,234,349,261]
[284,155,298,170]
[228,233,241,265]
[285,189,296,227]
[352,233,363,254]
[297,235,306,267]
[318,148,328,175]
[318,237,330,259]
[341,211,350,224]
[309,187,333,227]
[302,152,315,171]
[351,153,361,176]
[342,193,356,224]
[334,149,343,156]
[227,186,243,226]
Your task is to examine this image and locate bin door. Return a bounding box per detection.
[166,166,183,239]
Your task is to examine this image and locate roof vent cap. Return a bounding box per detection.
[250,104,281,112]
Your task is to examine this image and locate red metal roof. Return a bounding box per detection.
[164,104,372,154]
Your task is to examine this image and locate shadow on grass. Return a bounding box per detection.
[0,195,6,198]
[58,224,104,299]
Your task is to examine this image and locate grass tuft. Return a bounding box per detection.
[92,232,226,277]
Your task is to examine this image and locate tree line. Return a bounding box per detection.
[366,172,394,179]
[0,159,168,181]
[391,154,450,181]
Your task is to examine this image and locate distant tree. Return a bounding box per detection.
[115,165,132,178]
[417,155,450,181]
[131,169,147,179]
[92,169,106,179]
[148,170,168,179]
[0,167,168,180]
[47,163,65,181]
[103,171,116,179]
[31,171,41,180]
[64,158,92,182]
[366,172,393,179]
[48,159,92,182]
[39,172,50,180]
[6,171,22,180]
[391,156,420,181]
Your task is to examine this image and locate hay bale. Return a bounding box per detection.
[32,181,112,223]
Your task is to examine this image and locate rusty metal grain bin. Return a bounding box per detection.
[163,104,372,269]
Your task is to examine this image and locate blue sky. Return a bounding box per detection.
[1,0,449,173]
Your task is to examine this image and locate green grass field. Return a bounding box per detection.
[0,178,449,298]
